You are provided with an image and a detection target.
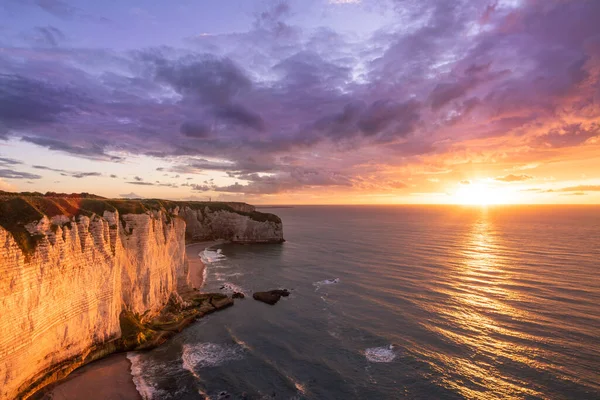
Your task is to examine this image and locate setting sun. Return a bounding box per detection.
[1,1,600,400]
[454,182,512,205]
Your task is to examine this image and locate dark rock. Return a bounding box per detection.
[252,289,290,305]
[232,292,245,299]
[210,295,234,310]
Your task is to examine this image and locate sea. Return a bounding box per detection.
[127,205,600,400]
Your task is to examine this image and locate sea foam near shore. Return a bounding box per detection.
[127,353,167,400]
[182,343,245,371]
[200,249,227,264]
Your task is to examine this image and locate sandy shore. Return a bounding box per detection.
[186,241,212,289]
[36,241,224,400]
[35,354,141,400]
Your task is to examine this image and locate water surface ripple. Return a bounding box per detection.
[129,206,600,399]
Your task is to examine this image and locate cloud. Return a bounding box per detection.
[31,26,65,47]
[22,137,119,161]
[190,184,213,192]
[357,99,421,137]
[535,123,599,148]
[33,165,103,179]
[0,74,78,134]
[214,104,264,131]
[460,180,471,185]
[0,157,22,166]
[71,172,102,179]
[495,174,534,182]
[154,55,252,105]
[126,179,178,188]
[560,192,586,196]
[202,167,353,194]
[180,122,211,138]
[127,181,154,186]
[157,182,178,188]
[557,185,600,192]
[35,0,77,18]
[0,169,42,179]
[33,0,110,23]
[2,0,600,197]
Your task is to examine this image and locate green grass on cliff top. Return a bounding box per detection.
[0,192,281,256]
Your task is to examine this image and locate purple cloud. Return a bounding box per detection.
[1,0,599,196]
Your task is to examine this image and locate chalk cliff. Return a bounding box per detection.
[0,194,283,399]
[180,205,283,243]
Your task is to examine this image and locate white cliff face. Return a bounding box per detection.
[0,210,187,400]
[179,206,284,243]
[0,199,283,400]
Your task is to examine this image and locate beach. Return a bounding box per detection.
[186,241,222,290]
[35,241,219,400]
[34,354,141,400]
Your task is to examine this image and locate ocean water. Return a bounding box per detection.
[128,206,600,400]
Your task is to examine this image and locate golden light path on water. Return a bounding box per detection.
[419,209,550,399]
[122,206,600,399]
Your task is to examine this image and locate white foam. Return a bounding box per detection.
[214,272,225,282]
[202,264,208,285]
[364,345,397,363]
[199,248,226,264]
[219,282,246,295]
[313,278,340,290]
[127,352,168,400]
[181,343,244,372]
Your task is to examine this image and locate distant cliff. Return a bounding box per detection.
[0,194,283,399]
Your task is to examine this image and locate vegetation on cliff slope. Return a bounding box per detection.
[0,191,281,257]
[0,197,46,259]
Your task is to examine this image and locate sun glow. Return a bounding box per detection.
[454,182,512,205]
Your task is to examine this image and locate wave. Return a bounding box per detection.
[364,345,397,363]
[200,248,226,264]
[219,282,246,295]
[313,278,340,290]
[182,343,244,372]
[127,352,169,400]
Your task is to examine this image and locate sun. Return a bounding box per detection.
[454,182,510,205]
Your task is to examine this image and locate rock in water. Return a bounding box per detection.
[252,289,290,305]
[232,292,245,299]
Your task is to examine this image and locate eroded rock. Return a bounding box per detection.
[252,289,290,305]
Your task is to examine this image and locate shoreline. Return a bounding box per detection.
[32,354,142,400]
[186,240,224,290]
[36,241,225,400]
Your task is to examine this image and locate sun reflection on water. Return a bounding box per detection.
[424,209,547,399]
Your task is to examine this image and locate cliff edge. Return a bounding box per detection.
[0,193,283,399]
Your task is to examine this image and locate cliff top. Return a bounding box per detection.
[0,192,281,256]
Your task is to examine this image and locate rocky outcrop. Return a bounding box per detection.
[179,205,283,243]
[252,289,290,305]
[0,194,283,400]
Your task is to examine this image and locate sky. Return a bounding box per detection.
[0,0,599,205]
